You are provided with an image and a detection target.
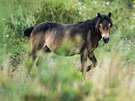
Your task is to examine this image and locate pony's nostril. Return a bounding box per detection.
[103,37,109,43]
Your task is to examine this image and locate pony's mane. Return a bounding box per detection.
[99,15,112,26]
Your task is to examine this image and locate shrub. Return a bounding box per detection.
[34,0,81,23]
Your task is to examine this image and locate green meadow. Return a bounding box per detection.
[0,0,135,101]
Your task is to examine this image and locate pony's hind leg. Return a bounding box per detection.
[26,33,45,73]
[26,48,38,73]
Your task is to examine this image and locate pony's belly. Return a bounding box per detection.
[45,31,85,56]
[53,46,81,56]
[54,49,80,56]
[53,39,85,56]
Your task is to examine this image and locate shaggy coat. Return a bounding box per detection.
[24,12,112,76]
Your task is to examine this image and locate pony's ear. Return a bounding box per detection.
[108,12,111,18]
[97,13,101,18]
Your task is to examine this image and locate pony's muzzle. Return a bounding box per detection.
[103,37,109,43]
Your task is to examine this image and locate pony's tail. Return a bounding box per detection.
[24,26,35,38]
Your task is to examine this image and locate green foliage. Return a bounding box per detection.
[35,0,81,23]
[34,53,92,101]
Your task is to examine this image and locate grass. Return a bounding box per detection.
[86,53,135,101]
[0,0,135,101]
[0,48,135,101]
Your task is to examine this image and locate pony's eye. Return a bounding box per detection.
[108,23,111,27]
[99,24,102,27]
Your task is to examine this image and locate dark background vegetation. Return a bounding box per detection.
[0,0,135,101]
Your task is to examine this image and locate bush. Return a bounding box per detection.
[36,53,93,101]
[34,0,81,23]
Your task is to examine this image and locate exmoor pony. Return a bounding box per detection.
[24,12,112,76]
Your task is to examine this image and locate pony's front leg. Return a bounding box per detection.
[87,52,97,71]
[80,49,88,77]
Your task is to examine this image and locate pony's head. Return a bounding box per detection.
[96,12,112,43]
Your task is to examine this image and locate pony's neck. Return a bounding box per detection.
[85,17,98,31]
[85,17,102,41]
[77,17,102,41]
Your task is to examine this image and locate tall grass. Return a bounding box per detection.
[0,49,135,101]
[86,54,135,101]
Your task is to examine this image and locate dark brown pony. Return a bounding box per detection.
[24,12,112,76]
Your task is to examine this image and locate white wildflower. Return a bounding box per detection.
[6,34,9,37]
